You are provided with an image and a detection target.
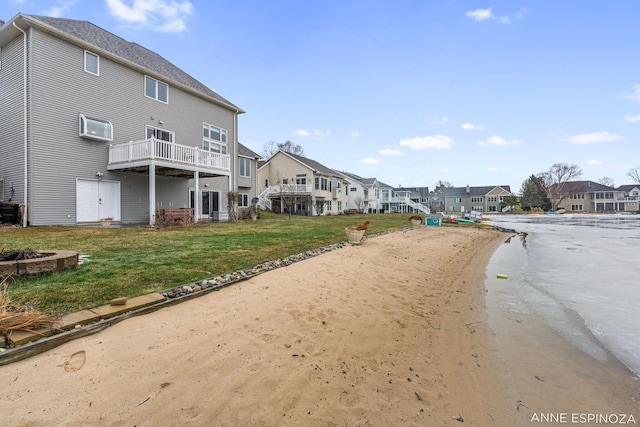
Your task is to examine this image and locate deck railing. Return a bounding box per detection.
[108,138,230,171]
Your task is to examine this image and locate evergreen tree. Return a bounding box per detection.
[519,175,551,211]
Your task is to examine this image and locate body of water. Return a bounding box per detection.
[484,213,640,377]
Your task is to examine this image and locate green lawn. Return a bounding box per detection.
[1,212,413,316]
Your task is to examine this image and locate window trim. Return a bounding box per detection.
[0,178,4,202]
[144,75,169,103]
[79,114,113,141]
[238,193,249,207]
[202,123,228,155]
[145,125,174,143]
[84,50,99,75]
[239,157,251,178]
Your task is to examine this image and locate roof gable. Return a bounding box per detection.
[14,14,242,112]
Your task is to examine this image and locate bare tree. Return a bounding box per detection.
[598,177,615,187]
[261,140,305,159]
[354,196,365,214]
[628,167,640,184]
[542,163,583,210]
[261,141,278,159]
[226,191,240,221]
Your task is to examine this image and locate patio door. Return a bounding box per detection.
[191,190,219,218]
[202,191,219,216]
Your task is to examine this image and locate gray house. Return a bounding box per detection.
[0,14,244,226]
[444,185,512,213]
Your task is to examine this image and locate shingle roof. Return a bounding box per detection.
[238,143,260,159]
[550,180,612,194]
[444,185,511,197]
[617,184,640,192]
[22,14,242,112]
[284,152,338,177]
[336,170,378,186]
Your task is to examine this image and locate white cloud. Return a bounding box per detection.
[466,7,526,24]
[361,158,379,165]
[461,122,484,131]
[399,135,453,150]
[476,135,523,146]
[489,166,507,172]
[351,132,361,139]
[296,129,310,136]
[105,0,193,32]
[628,84,640,101]
[314,129,332,137]
[562,131,622,144]
[466,8,492,21]
[587,159,603,165]
[43,0,77,17]
[624,114,640,122]
[378,149,403,156]
[440,167,449,173]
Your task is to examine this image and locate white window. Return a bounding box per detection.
[84,50,99,75]
[239,193,249,207]
[79,114,113,141]
[239,158,251,178]
[145,75,168,103]
[202,123,228,154]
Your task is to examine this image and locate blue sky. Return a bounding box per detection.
[3,0,640,191]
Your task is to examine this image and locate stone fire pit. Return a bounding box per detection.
[0,250,79,278]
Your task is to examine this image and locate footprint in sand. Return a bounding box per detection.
[62,350,86,372]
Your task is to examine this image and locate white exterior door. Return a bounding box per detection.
[76,179,121,222]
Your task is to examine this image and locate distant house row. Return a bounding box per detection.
[255,150,430,215]
[256,150,515,216]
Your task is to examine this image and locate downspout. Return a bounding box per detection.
[231,109,239,193]
[13,21,28,227]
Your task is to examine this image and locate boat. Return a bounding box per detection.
[457,218,475,224]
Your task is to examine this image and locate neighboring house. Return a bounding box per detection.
[0,14,244,226]
[378,181,395,213]
[257,151,348,216]
[444,185,513,213]
[552,181,636,212]
[616,185,640,212]
[392,186,430,214]
[334,171,382,213]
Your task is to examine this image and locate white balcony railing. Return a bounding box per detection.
[108,138,230,172]
[276,184,312,193]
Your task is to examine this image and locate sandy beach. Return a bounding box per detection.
[1,225,622,426]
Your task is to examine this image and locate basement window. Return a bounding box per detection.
[79,114,113,141]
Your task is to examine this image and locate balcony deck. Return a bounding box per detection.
[108,138,230,178]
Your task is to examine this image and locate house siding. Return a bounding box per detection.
[22,29,235,224]
[0,35,26,203]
